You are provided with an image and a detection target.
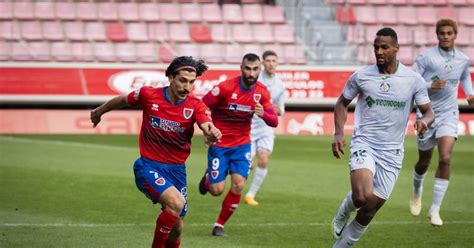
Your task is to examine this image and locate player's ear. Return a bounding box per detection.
[168,75,174,84]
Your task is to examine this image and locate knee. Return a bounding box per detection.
[417,157,432,167]
[438,154,451,167]
[258,156,269,168]
[166,195,185,215]
[352,192,371,208]
[209,184,225,196]
[230,180,245,194]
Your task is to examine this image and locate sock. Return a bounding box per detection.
[333,220,368,248]
[430,177,449,213]
[152,209,179,248]
[413,170,427,197]
[216,191,241,226]
[337,191,357,217]
[165,239,181,248]
[246,167,268,198]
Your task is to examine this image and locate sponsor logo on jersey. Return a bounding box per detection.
[379,82,390,92]
[211,86,220,96]
[149,115,185,132]
[231,93,238,99]
[155,177,166,186]
[444,64,453,73]
[211,170,219,179]
[253,94,261,103]
[365,96,406,109]
[228,103,252,112]
[151,104,159,111]
[446,79,458,85]
[183,108,194,119]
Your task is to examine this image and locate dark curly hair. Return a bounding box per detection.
[165,56,208,77]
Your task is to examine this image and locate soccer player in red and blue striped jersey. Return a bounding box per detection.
[198,53,278,237]
[91,56,221,248]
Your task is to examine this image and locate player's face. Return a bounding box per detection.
[437,26,456,51]
[168,70,197,101]
[262,55,278,75]
[241,59,261,87]
[374,35,399,67]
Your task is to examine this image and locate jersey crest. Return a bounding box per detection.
[253,94,261,103]
[183,108,194,119]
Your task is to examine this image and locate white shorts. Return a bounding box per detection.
[251,135,275,158]
[349,144,403,200]
[417,114,458,151]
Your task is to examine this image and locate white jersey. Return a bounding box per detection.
[251,72,285,137]
[413,46,472,119]
[343,63,430,152]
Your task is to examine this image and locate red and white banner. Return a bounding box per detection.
[1,110,473,136]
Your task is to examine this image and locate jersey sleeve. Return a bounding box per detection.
[260,88,273,110]
[414,75,431,106]
[194,101,212,125]
[127,87,145,106]
[202,84,222,109]
[342,72,360,100]
[413,54,433,89]
[460,63,473,96]
[274,82,286,115]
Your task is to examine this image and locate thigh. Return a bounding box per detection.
[208,146,230,184]
[256,135,275,154]
[349,147,376,195]
[372,150,402,200]
[229,143,252,179]
[133,158,176,204]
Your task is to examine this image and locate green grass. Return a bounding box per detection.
[1,135,473,247]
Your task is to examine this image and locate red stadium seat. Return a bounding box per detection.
[396,7,418,25]
[190,24,212,43]
[43,21,64,41]
[398,45,415,65]
[416,7,437,25]
[232,24,253,43]
[94,42,116,62]
[11,42,31,61]
[396,26,413,45]
[464,47,474,66]
[0,21,20,40]
[437,8,458,20]
[21,21,42,41]
[365,25,383,43]
[35,2,55,20]
[55,2,76,20]
[106,23,128,42]
[181,4,202,22]
[65,22,85,41]
[413,26,429,45]
[456,27,471,46]
[177,43,200,58]
[284,45,306,64]
[98,2,118,21]
[0,41,10,61]
[387,0,408,5]
[0,2,12,20]
[85,22,107,41]
[336,6,355,24]
[263,44,285,62]
[29,42,51,61]
[210,23,231,43]
[376,6,397,25]
[139,3,160,22]
[118,3,139,21]
[427,26,438,45]
[253,24,274,43]
[169,23,191,42]
[72,42,94,62]
[367,0,388,4]
[201,4,222,23]
[51,42,74,62]
[346,25,365,44]
[14,2,34,20]
[159,4,181,22]
[263,5,285,24]
[200,43,224,63]
[136,43,158,63]
[242,4,264,23]
[348,0,368,5]
[127,23,148,41]
[225,43,243,64]
[76,2,98,21]
[158,45,176,63]
[223,4,244,23]
[458,8,474,26]
[447,0,468,6]
[406,0,428,5]
[427,0,448,5]
[148,23,169,42]
[354,6,376,25]
[242,44,263,55]
[116,43,138,62]
[273,24,295,44]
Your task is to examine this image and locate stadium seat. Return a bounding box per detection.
[148,23,169,42]
[106,23,128,42]
[464,47,474,65]
[242,44,263,56]
[456,27,471,46]
[65,22,85,41]
[14,1,34,20]
[437,8,458,20]
[417,7,437,25]
[263,44,285,62]
[322,44,357,64]
[169,23,191,42]
[136,43,158,63]
[55,2,76,20]
[225,44,243,64]
[158,45,176,63]
[11,42,31,61]
[458,8,474,26]
[85,22,107,41]
[396,26,413,45]
[159,4,181,22]
[51,42,74,62]
[447,0,468,6]
[354,6,377,25]
[177,43,200,58]
[72,42,94,62]
[232,24,254,43]
[190,24,212,43]
[398,45,415,65]
[242,4,264,23]
[376,6,397,25]
[387,0,408,5]
[118,3,139,21]
[76,2,98,21]
[346,25,365,44]
[200,43,224,63]
[336,6,355,24]
[138,3,160,22]
[396,7,418,25]
[43,21,64,41]
[116,43,138,62]
[98,2,118,21]
[273,24,295,44]
[21,21,42,41]
[406,0,428,5]
[210,23,231,43]
[181,4,202,22]
[348,0,368,5]
[365,25,383,43]
[0,41,9,61]
[367,0,388,4]
[357,45,371,64]
[201,4,222,23]
[284,45,306,64]
[427,26,438,45]
[35,2,55,20]
[127,23,148,42]
[311,24,344,44]
[263,5,286,24]
[413,26,429,45]
[0,2,12,20]
[0,21,20,40]
[94,42,116,62]
[427,0,448,5]
[253,24,274,43]
[29,42,51,61]
[223,4,244,23]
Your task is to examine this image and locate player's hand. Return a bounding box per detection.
[254,103,264,117]
[332,134,345,159]
[203,123,222,145]
[273,104,281,116]
[90,109,101,128]
[431,79,446,89]
[467,95,474,106]
[414,119,428,135]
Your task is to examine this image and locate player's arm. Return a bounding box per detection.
[414,102,435,135]
[332,95,352,159]
[254,103,278,127]
[273,88,285,116]
[90,95,130,127]
[460,65,474,106]
[199,122,222,145]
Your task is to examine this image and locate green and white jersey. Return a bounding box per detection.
[343,63,430,151]
[413,46,472,119]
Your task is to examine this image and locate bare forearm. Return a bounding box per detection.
[94,95,129,116]
[334,99,348,136]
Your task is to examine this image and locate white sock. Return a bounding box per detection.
[337,191,357,217]
[333,219,368,248]
[430,178,449,213]
[246,167,268,198]
[413,170,427,197]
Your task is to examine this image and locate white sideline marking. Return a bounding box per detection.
[0,136,137,152]
[2,220,474,228]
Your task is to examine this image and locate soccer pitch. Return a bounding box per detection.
[1,135,473,247]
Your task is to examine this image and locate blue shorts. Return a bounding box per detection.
[133,157,188,217]
[207,143,252,184]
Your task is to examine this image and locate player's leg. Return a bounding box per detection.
[429,135,455,226]
[199,146,229,196]
[153,187,185,248]
[246,136,273,205]
[165,218,183,248]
